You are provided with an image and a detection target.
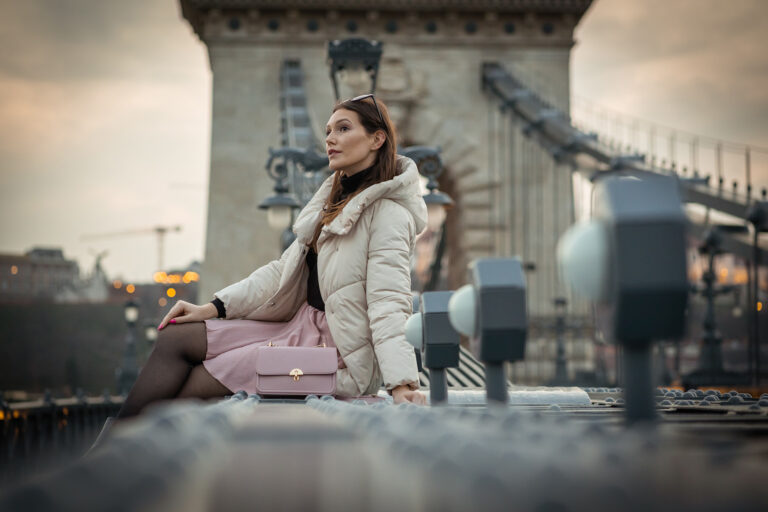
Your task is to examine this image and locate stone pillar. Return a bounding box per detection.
[179,0,593,309]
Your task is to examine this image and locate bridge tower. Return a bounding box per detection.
[180,0,593,324]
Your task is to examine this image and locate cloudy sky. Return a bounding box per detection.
[1,0,766,284]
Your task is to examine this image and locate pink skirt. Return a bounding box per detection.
[202,302,346,395]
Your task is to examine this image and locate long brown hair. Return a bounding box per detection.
[310,96,400,249]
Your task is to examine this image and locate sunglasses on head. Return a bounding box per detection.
[351,93,385,125]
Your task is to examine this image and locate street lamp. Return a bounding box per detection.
[400,146,453,232]
[550,297,569,385]
[124,300,139,325]
[116,300,140,396]
[142,321,158,365]
[745,201,767,386]
[684,225,745,388]
[424,188,453,233]
[259,158,300,231]
[327,38,383,99]
[144,321,158,348]
[261,147,330,250]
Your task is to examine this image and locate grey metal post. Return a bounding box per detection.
[746,147,752,199]
[469,258,527,405]
[622,344,655,424]
[485,363,508,404]
[716,142,723,187]
[421,291,460,405]
[602,176,687,425]
[429,369,448,404]
[560,175,688,426]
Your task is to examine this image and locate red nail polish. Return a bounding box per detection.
[170,319,176,324]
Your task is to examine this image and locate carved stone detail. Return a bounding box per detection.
[181,0,589,47]
[376,46,427,136]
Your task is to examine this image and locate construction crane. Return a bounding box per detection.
[81,225,182,272]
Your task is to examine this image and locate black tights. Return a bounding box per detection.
[116,322,232,419]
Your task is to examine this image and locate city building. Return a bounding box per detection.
[0,247,81,303]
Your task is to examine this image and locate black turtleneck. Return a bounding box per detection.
[338,165,372,199]
[306,165,373,311]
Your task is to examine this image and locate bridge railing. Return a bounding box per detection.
[482,62,767,262]
[572,94,768,202]
[0,392,121,487]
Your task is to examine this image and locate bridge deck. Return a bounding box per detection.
[2,390,767,511]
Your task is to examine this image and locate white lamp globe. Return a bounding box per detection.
[448,284,476,337]
[267,205,293,231]
[426,203,447,232]
[405,312,423,349]
[556,220,609,301]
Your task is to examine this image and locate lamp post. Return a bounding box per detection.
[683,226,745,388]
[259,147,326,250]
[143,321,158,363]
[550,297,569,385]
[143,323,158,347]
[745,201,766,386]
[400,146,453,291]
[116,300,140,396]
[259,155,301,231]
[401,146,453,231]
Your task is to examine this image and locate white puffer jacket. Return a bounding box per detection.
[213,155,428,397]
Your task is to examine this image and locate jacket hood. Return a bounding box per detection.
[293,155,427,243]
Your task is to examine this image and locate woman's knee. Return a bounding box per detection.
[153,322,208,362]
[176,364,232,399]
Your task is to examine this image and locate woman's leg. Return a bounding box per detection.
[116,322,210,419]
[176,364,232,399]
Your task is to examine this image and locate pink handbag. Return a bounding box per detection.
[254,344,337,396]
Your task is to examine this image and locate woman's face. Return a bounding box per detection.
[325,108,383,175]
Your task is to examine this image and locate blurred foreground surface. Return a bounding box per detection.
[1,389,767,511]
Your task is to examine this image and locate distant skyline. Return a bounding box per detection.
[1,0,766,284]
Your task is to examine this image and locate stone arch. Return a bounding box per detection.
[403,106,503,288]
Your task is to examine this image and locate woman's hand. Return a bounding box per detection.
[158,301,218,330]
[391,385,426,405]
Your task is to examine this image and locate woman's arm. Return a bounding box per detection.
[365,200,422,397]
[211,239,297,319]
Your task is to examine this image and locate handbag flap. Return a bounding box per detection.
[255,346,338,376]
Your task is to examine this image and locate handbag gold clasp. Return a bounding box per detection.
[290,368,303,382]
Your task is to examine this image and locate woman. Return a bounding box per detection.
[116,95,427,420]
